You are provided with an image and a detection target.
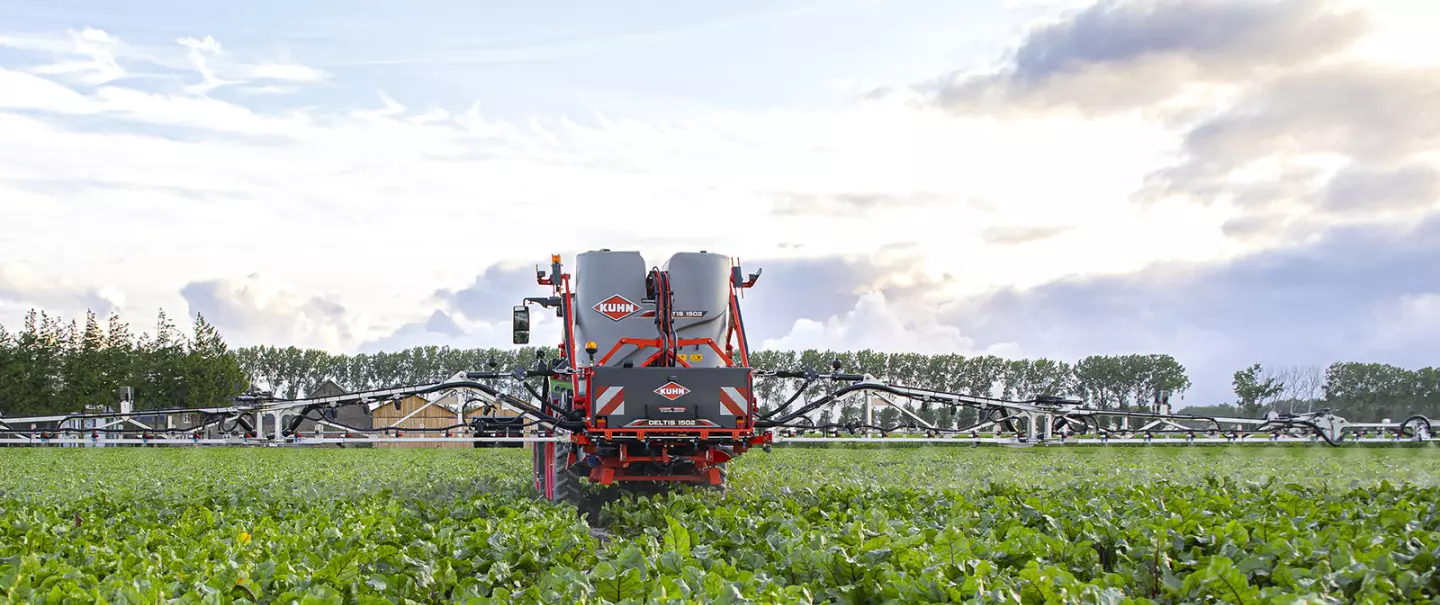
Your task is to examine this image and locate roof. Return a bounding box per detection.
[310,379,348,398]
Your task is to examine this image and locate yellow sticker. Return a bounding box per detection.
[689,353,703,362]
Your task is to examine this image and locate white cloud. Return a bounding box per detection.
[1366,293,1440,351]
[0,68,90,111]
[175,35,229,94]
[0,51,1226,354]
[1,4,1435,362]
[5,26,126,86]
[0,66,313,136]
[236,62,325,83]
[759,291,1019,358]
[0,27,326,94]
[0,262,119,319]
[356,306,564,354]
[178,274,355,350]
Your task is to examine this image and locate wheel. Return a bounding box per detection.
[535,441,582,503]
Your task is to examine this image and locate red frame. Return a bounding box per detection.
[595,337,733,367]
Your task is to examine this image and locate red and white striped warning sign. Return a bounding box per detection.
[719,386,748,416]
[595,386,625,416]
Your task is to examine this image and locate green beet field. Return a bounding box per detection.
[3,445,1439,604]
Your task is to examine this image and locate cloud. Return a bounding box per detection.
[0,66,313,136]
[180,275,353,350]
[758,290,1018,358]
[0,26,1231,327]
[980,224,1073,245]
[1322,164,1440,212]
[350,260,587,354]
[871,0,1438,253]
[175,35,228,93]
[354,309,513,353]
[1141,62,1440,240]
[768,191,954,217]
[416,251,975,359]
[899,0,1373,116]
[1,26,127,86]
[940,216,1440,406]
[1009,0,1367,78]
[431,263,541,324]
[325,3,827,68]
[234,63,325,82]
[0,68,91,111]
[1167,64,1439,170]
[3,5,1435,413]
[423,309,464,337]
[1367,293,1440,353]
[732,250,968,343]
[355,297,572,354]
[0,263,118,321]
[0,26,325,95]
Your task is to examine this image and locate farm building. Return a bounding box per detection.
[367,386,526,449]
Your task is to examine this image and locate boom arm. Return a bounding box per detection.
[0,366,584,445]
[750,364,1435,447]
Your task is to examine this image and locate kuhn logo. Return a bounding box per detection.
[593,295,640,321]
[654,382,690,400]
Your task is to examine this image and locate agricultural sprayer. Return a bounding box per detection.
[2,250,1434,501]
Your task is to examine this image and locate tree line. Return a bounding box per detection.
[1198,362,1440,424]
[0,309,247,417]
[1,307,1435,425]
[744,350,1193,429]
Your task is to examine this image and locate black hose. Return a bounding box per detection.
[1398,415,1433,438]
[757,377,817,421]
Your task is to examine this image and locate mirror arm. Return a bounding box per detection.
[523,296,563,309]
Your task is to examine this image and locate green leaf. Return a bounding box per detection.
[664,515,692,556]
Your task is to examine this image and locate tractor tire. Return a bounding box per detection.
[552,455,583,505]
[535,441,582,504]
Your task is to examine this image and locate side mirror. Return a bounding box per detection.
[512,305,530,345]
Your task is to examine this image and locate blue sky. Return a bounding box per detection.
[1,0,1043,120]
[1,0,1437,407]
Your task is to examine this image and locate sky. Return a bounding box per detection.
[1,0,1438,407]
